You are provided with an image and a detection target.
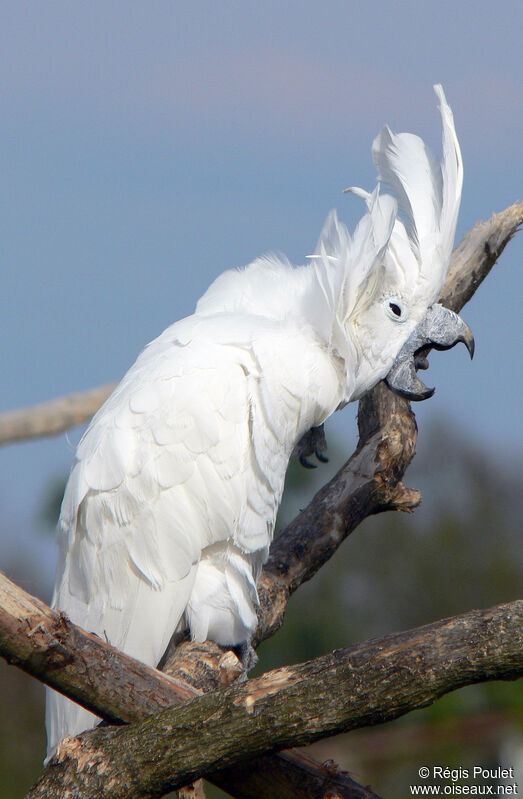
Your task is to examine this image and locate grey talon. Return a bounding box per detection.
[300,455,317,469]
[294,424,328,468]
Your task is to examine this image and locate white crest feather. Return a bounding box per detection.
[308,186,397,361]
[353,84,462,304]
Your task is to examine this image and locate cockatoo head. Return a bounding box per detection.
[310,84,473,403]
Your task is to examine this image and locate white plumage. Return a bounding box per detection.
[46,85,463,757]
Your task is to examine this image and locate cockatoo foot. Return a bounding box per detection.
[292,425,329,469]
[232,641,258,673]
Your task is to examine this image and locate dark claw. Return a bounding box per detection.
[293,424,328,469]
[300,455,317,469]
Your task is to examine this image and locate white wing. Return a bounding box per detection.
[46,310,341,756]
[46,315,258,753]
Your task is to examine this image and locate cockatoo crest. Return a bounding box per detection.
[307,84,463,398]
[350,85,462,304]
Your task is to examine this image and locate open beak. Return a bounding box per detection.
[385,304,475,401]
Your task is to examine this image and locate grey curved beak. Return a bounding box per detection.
[385,304,475,401]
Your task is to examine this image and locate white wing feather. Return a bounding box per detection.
[47,320,250,750]
[46,311,343,756]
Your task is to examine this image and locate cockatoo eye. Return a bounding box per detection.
[385,299,408,323]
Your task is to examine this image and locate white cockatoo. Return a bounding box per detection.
[46,85,473,758]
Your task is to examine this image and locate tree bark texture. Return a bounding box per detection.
[27,601,523,799]
[0,570,380,799]
[0,571,195,721]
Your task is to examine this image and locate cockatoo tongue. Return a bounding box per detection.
[385,304,475,401]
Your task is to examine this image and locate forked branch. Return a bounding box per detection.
[27,601,523,798]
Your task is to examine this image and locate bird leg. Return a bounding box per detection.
[232,641,259,673]
[292,424,329,469]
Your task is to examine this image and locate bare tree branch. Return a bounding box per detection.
[214,750,383,799]
[0,570,195,720]
[0,570,379,799]
[27,601,523,798]
[440,201,523,311]
[0,383,115,446]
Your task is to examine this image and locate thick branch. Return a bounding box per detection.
[214,750,381,799]
[28,601,523,798]
[0,570,376,799]
[0,571,195,721]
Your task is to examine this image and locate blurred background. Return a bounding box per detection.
[0,2,521,797]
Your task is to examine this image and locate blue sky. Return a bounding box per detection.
[0,2,521,586]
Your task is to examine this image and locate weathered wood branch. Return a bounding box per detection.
[0,570,195,720]
[1,201,520,450]
[213,750,383,799]
[0,570,378,799]
[0,383,115,446]
[27,601,523,798]
[440,200,523,311]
